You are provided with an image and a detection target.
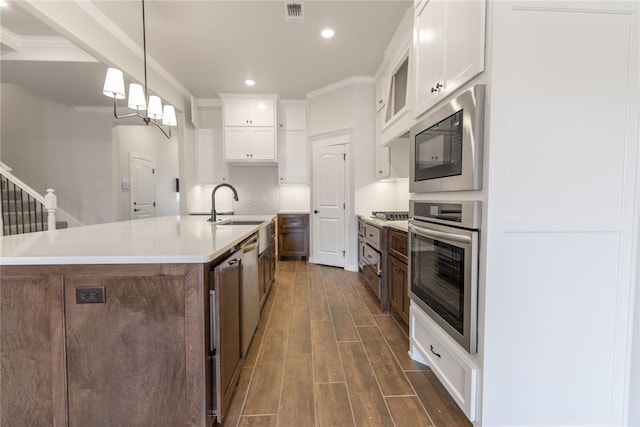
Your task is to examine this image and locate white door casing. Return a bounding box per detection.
[311,143,346,267]
[130,153,155,219]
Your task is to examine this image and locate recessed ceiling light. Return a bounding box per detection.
[321,28,335,39]
[0,0,9,7]
[244,79,256,87]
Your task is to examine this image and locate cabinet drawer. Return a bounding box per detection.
[389,229,408,261]
[410,304,477,421]
[278,214,308,229]
[363,224,381,248]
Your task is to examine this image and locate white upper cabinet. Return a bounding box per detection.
[413,0,485,117]
[278,131,308,184]
[222,96,276,126]
[220,94,278,162]
[278,101,307,131]
[223,127,276,161]
[195,129,228,184]
[378,7,414,146]
[277,100,308,184]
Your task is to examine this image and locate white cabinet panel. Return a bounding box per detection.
[440,0,485,100]
[195,129,227,184]
[224,100,250,126]
[223,128,275,161]
[278,131,308,184]
[278,101,307,131]
[414,0,485,117]
[248,100,275,126]
[221,96,276,126]
[248,127,276,160]
[223,128,251,160]
[414,0,445,116]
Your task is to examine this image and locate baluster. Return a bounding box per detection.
[12,182,18,235]
[40,203,44,232]
[45,189,57,231]
[19,186,25,234]
[27,194,32,233]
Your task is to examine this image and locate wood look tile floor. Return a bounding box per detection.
[219,261,471,427]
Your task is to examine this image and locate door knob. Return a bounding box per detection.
[313,209,319,214]
[134,208,141,212]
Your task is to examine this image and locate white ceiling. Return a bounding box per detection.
[1,0,411,106]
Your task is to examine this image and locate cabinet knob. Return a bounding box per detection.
[378,170,383,174]
[280,177,284,180]
[431,86,438,93]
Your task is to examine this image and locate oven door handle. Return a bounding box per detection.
[409,224,472,244]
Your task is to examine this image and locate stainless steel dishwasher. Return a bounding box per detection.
[240,233,259,356]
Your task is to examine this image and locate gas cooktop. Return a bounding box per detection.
[371,211,409,221]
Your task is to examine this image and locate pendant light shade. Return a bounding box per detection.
[147,95,163,120]
[101,0,176,138]
[162,105,177,126]
[128,83,147,111]
[103,68,125,99]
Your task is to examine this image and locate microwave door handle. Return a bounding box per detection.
[409,224,472,245]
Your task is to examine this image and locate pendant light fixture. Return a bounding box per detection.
[102,0,176,138]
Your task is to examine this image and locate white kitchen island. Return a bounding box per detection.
[0,214,275,427]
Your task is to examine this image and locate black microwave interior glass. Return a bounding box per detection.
[410,231,465,334]
[414,110,463,182]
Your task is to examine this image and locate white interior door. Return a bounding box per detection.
[311,144,345,267]
[130,154,155,219]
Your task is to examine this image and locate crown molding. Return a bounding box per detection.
[306,76,375,99]
[0,26,20,52]
[1,31,98,62]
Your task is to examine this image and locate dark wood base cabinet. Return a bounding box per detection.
[259,219,276,309]
[0,261,232,427]
[388,229,410,325]
[278,213,309,260]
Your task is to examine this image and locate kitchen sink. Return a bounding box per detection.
[217,220,265,226]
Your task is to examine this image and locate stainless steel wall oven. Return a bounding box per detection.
[410,85,485,193]
[409,200,481,353]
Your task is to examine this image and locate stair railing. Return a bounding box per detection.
[0,162,57,235]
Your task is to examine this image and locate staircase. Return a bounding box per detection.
[0,164,67,236]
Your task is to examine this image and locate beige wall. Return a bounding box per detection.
[0,83,115,225]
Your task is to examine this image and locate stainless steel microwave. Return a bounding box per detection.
[410,85,485,193]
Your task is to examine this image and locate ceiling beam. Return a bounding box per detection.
[0,28,99,62]
[13,0,192,114]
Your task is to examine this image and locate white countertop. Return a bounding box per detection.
[0,215,275,266]
[358,215,408,232]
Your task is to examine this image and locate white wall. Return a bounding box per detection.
[308,79,410,270]
[0,83,115,225]
[279,185,310,212]
[114,125,180,220]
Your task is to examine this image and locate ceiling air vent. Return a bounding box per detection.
[284,2,304,23]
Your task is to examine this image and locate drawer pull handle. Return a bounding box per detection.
[430,345,441,359]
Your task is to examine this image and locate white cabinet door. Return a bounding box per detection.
[224,98,275,126]
[224,100,250,126]
[441,0,485,100]
[248,99,275,126]
[196,129,228,184]
[375,110,390,180]
[414,0,445,117]
[413,0,485,118]
[375,63,389,114]
[278,131,308,184]
[278,101,307,131]
[224,128,251,160]
[247,127,275,160]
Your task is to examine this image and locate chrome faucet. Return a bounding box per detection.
[209,183,239,222]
